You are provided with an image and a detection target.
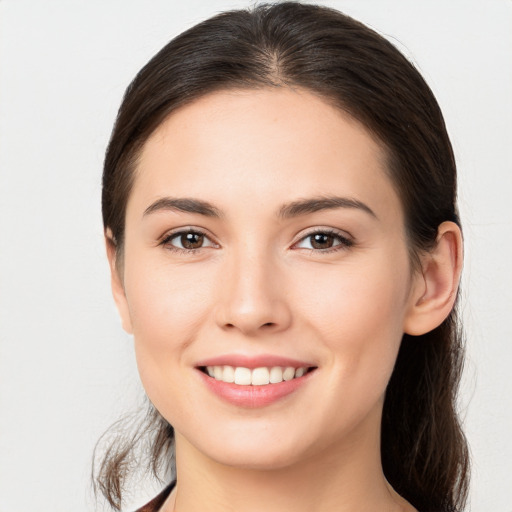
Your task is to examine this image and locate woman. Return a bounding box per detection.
[95,3,469,511]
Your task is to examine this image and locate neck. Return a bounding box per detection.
[165,408,414,512]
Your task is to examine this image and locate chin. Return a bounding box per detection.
[208,442,308,471]
[180,418,328,472]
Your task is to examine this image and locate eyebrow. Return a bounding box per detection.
[278,196,377,219]
[143,195,376,220]
[143,197,222,218]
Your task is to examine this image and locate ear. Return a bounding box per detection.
[403,221,463,336]
[105,229,133,335]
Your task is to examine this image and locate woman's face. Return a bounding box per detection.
[112,88,425,469]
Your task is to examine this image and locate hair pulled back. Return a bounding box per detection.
[97,3,469,511]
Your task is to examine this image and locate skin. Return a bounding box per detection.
[107,88,462,512]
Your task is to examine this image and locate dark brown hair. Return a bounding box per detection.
[96,3,469,511]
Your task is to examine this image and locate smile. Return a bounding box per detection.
[196,360,317,408]
[203,365,312,385]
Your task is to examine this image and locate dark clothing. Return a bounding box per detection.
[134,482,175,512]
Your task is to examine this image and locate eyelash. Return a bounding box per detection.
[160,228,354,255]
[292,228,354,254]
[160,228,217,255]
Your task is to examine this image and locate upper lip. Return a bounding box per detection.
[195,354,317,369]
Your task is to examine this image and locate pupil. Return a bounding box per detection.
[182,232,203,249]
[311,233,333,249]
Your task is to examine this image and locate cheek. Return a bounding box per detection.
[124,259,216,390]
[297,257,410,389]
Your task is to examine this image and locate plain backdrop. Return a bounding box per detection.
[0,1,511,510]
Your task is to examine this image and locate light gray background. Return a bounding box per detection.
[0,1,511,510]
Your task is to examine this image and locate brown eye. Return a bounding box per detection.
[163,230,215,251]
[310,233,335,249]
[295,230,353,252]
[180,232,204,249]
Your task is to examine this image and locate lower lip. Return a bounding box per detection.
[197,369,314,408]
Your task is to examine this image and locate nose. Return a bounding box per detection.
[214,249,292,337]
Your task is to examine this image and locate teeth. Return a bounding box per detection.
[251,367,269,386]
[206,365,310,385]
[269,366,283,383]
[222,365,235,383]
[283,367,295,381]
[234,367,251,385]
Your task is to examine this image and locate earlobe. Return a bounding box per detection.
[404,221,463,336]
[105,230,133,335]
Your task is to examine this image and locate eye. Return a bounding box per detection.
[295,230,353,251]
[162,229,216,251]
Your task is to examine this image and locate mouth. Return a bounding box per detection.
[198,365,317,386]
[194,355,318,407]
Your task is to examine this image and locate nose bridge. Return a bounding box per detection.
[215,239,290,335]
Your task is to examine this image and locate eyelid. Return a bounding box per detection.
[159,226,219,250]
[291,227,354,251]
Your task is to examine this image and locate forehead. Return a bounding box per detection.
[130,87,401,223]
